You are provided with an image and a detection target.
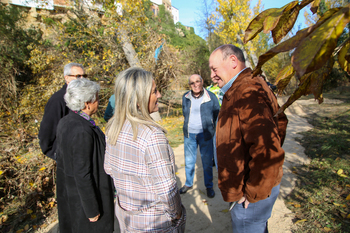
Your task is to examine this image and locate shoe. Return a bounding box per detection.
[179,185,192,194]
[207,188,215,198]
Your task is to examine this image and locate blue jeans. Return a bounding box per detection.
[213,133,218,171]
[230,184,280,233]
[184,132,214,188]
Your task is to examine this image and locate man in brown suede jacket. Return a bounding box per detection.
[209,44,288,232]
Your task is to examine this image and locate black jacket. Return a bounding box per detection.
[39,84,69,160]
[55,111,114,233]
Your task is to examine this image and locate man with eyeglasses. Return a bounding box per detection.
[180,74,220,198]
[39,63,86,160]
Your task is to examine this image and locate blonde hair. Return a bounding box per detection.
[106,67,165,144]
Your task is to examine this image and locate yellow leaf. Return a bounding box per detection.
[39,167,46,171]
[295,219,307,224]
[27,209,33,214]
[294,204,301,208]
[49,201,55,208]
[24,224,29,231]
[221,209,229,213]
[333,203,346,207]
[324,227,332,232]
[347,184,350,187]
[31,214,37,219]
[175,172,179,175]
[347,214,350,219]
[347,194,350,200]
[337,169,344,175]
[16,230,24,233]
[2,215,8,222]
[271,2,300,44]
[0,171,3,176]
[339,174,348,178]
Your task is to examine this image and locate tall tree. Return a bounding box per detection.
[196,0,222,52]
[212,0,265,69]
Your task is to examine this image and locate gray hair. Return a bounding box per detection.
[64,78,100,111]
[64,63,84,76]
[215,44,245,63]
[188,74,203,83]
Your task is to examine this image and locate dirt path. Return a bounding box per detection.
[42,98,314,233]
[171,98,313,232]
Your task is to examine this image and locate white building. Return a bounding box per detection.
[150,0,162,5]
[10,0,54,9]
[171,6,179,24]
[150,0,179,24]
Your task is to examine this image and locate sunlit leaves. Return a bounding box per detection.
[251,27,311,77]
[244,1,300,44]
[292,6,350,78]
[271,2,299,44]
[278,57,334,114]
[275,64,295,93]
[215,0,253,44]
[245,1,350,110]
[244,8,276,44]
[338,40,350,73]
[160,116,184,148]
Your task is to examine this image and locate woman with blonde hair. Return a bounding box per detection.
[104,67,186,232]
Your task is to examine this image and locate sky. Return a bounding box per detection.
[171,0,307,39]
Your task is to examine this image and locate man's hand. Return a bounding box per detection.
[89,214,100,222]
[238,195,250,209]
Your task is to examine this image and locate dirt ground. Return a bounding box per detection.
[42,98,316,233]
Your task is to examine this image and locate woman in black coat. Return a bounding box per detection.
[55,78,114,233]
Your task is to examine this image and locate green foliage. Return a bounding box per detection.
[318,0,329,17]
[160,116,184,148]
[147,4,211,82]
[0,2,211,229]
[323,65,350,91]
[0,4,42,111]
[0,6,53,227]
[0,4,50,226]
[0,2,186,230]
[287,99,350,232]
[148,5,176,41]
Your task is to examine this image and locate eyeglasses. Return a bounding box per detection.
[67,74,88,78]
[189,80,202,86]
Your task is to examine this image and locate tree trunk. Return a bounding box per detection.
[237,29,269,80]
[117,27,162,121]
[236,33,253,68]
[117,28,141,67]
